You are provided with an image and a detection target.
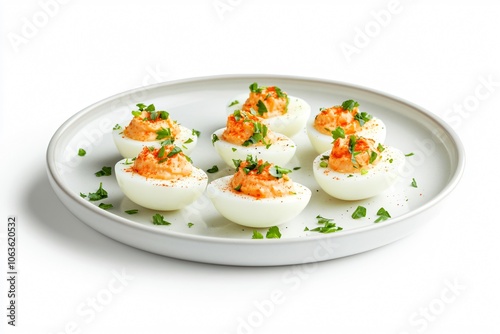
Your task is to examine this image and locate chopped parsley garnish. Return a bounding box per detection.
[87,182,108,201]
[188,222,194,228]
[252,230,264,239]
[269,166,292,179]
[249,82,262,93]
[78,148,86,157]
[369,151,378,164]
[234,155,288,179]
[192,129,201,137]
[94,166,112,177]
[274,87,285,98]
[234,184,242,191]
[207,165,219,173]
[152,213,171,225]
[348,135,358,165]
[156,127,173,140]
[242,122,270,147]
[377,143,385,152]
[306,215,343,233]
[132,103,169,121]
[98,203,113,210]
[251,227,282,239]
[266,226,282,239]
[160,139,174,146]
[341,99,360,112]
[212,134,219,145]
[233,109,243,121]
[405,152,414,157]
[331,127,346,141]
[354,111,373,126]
[232,158,242,169]
[293,166,301,170]
[132,103,153,116]
[228,100,239,107]
[257,100,268,116]
[374,208,391,223]
[257,161,270,174]
[157,145,166,159]
[237,155,258,173]
[232,148,237,152]
[167,146,182,157]
[411,178,418,188]
[319,155,329,168]
[149,110,169,121]
[125,209,139,214]
[351,206,367,219]
[113,124,122,130]
[184,138,194,144]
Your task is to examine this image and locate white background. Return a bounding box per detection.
[1,0,499,333]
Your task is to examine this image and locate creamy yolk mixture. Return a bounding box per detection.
[230,160,293,198]
[242,86,288,118]
[314,106,361,136]
[123,111,180,141]
[130,145,191,180]
[221,110,275,146]
[329,136,381,174]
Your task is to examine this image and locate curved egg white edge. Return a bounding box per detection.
[311,146,406,200]
[206,175,312,227]
[114,158,209,210]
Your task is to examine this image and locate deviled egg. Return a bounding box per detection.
[115,144,208,211]
[226,82,311,137]
[113,103,198,158]
[307,99,386,154]
[207,155,311,228]
[212,109,296,168]
[312,128,404,201]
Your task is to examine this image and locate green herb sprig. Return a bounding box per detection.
[374,208,391,223]
[305,215,343,233]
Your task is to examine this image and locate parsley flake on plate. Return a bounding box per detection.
[351,206,367,219]
[374,208,391,223]
[306,215,343,234]
[152,213,171,225]
[87,182,108,201]
[94,166,112,177]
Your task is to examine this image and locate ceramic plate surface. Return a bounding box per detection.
[46,74,465,266]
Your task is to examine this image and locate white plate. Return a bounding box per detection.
[46,74,465,266]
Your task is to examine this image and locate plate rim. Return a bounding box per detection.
[46,73,466,248]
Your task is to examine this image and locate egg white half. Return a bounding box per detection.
[115,159,208,211]
[312,146,405,201]
[227,93,311,138]
[212,128,297,168]
[112,124,197,159]
[207,175,311,228]
[306,116,387,154]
